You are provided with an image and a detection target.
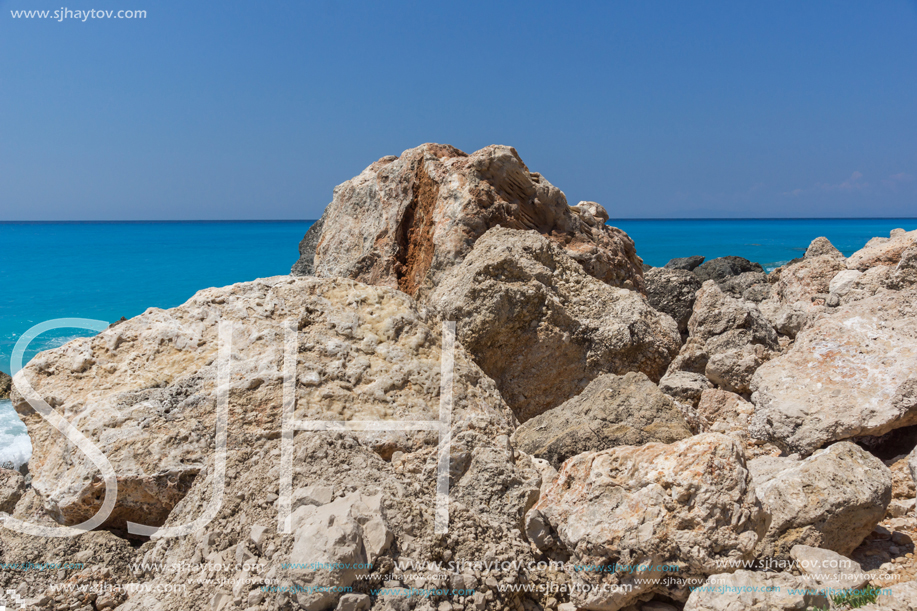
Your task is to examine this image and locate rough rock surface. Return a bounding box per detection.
[696,389,755,440]
[718,271,769,299]
[293,143,646,297]
[11,275,520,533]
[683,570,829,611]
[0,370,10,399]
[806,236,844,260]
[830,268,864,296]
[847,228,917,272]
[0,488,138,608]
[429,228,681,421]
[0,467,25,513]
[289,214,326,276]
[664,255,704,271]
[887,244,917,291]
[693,256,764,284]
[644,267,702,333]
[511,372,692,468]
[757,300,814,339]
[749,442,892,559]
[771,247,847,306]
[750,287,917,455]
[528,433,766,609]
[671,281,779,394]
[789,544,869,591]
[658,370,712,408]
[909,445,917,491]
[875,580,917,611]
[13,275,554,611]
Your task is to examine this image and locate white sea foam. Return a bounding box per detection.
[0,400,32,468]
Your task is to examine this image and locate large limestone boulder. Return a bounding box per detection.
[292,143,646,297]
[669,281,779,395]
[11,276,521,532]
[511,372,692,468]
[0,370,10,399]
[429,228,681,422]
[749,442,892,559]
[683,570,829,611]
[644,267,701,333]
[750,286,917,455]
[847,228,917,271]
[527,433,766,610]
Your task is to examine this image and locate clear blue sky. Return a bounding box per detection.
[1,1,915,220]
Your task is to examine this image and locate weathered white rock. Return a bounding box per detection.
[683,570,829,611]
[295,143,646,297]
[429,228,681,421]
[750,287,917,455]
[287,492,382,609]
[749,442,892,558]
[528,433,766,609]
[830,269,864,296]
[789,544,869,592]
[847,228,917,272]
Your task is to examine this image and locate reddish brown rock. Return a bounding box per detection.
[292,143,645,298]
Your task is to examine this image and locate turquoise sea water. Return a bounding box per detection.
[1,218,915,466]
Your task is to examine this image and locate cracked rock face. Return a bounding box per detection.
[528,433,766,610]
[429,228,681,422]
[291,143,646,297]
[11,276,518,532]
[750,286,917,455]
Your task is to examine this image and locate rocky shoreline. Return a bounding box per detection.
[1,143,916,611]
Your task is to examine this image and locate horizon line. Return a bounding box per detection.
[1,217,917,224]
